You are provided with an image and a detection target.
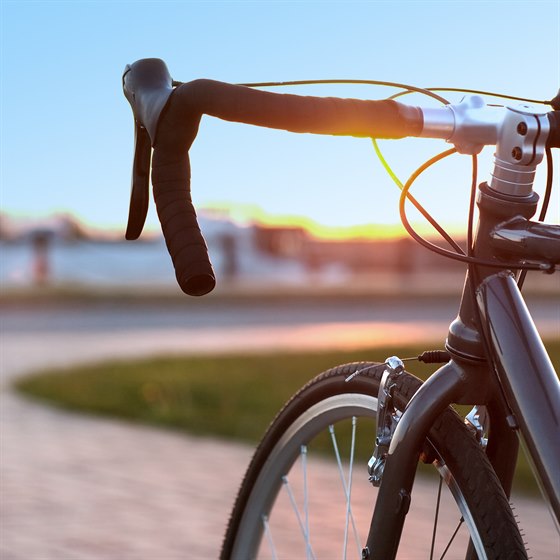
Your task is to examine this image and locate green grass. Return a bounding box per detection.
[14,345,436,441]
[14,341,560,495]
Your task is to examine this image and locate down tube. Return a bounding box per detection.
[476,272,560,525]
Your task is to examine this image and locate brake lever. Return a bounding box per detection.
[122,59,175,239]
[125,121,151,240]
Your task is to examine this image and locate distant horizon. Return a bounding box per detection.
[0,203,470,242]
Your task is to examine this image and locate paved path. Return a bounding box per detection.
[1,300,558,558]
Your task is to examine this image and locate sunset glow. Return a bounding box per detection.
[201,203,466,241]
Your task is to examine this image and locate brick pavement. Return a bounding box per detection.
[1,390,251,559]
[1,322,558,559]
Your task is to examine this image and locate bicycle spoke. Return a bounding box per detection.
[343,417,358,560]
[261,515,279,560]
[281,475,317,560]
[439,517,465,560]
[301,445,311,560]
[328,423,362,558]
[430,476,444,559]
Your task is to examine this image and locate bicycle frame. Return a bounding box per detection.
[364,178,560,559]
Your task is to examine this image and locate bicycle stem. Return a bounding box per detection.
[419,96,551,191]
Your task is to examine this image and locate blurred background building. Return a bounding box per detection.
[1,210,468,291]
[2,210,557,298]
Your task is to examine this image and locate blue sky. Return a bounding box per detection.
[1,0,559,237]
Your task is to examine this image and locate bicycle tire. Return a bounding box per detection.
[221,362,527,559]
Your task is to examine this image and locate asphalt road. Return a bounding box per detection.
[3,294,558,334]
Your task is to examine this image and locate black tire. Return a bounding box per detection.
[221,362,527,559]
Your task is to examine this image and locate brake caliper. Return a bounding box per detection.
[368,356,405,487]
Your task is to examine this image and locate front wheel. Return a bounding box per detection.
[221,362,527,559]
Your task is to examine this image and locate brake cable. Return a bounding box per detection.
[371,138,465,255]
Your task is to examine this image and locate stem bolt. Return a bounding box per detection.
[511,146,523,161]
[517,122,528,135]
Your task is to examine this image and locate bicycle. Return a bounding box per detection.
[122,58,560,559]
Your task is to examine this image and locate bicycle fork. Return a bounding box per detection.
[363,356,490,560]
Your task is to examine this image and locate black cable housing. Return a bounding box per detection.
[398,151,556,272]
